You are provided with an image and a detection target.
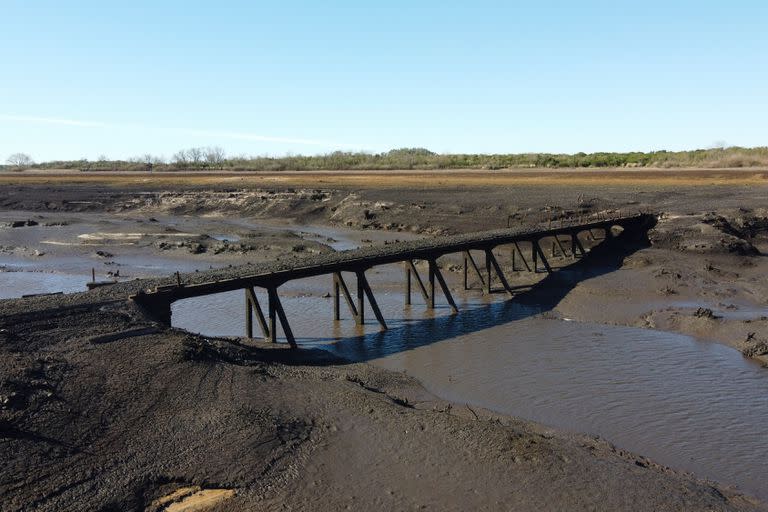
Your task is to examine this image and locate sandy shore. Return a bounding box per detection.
[1,169,767,510]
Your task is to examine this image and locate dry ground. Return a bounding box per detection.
[1,167,767,189]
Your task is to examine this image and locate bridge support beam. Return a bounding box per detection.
[571,232,587,258]
[552,235,570,258]
[245,287,270,340]
[463,250,486,292]
[404,259,458,314]
[512,241,532,272]
[485,248,514,296]
[532,240,553,273]
[333,272,358,321]
[429,259,458,314]
[405,260,431,306]
[267,286,296,348]
[356,270,387,330]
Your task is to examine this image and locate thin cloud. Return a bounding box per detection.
[0,114,355,148]
[0,114,109,128]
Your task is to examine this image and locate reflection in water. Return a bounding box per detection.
[172,277,768,500]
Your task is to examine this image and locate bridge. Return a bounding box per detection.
[132,213,657,348]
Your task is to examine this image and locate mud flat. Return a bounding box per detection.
[1,169,767,510]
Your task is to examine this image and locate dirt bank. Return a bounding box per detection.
[1,296,764,511]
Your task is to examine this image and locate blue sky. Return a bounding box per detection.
[1,1,766,162]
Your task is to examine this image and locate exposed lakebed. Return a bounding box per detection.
[2,216,767,501]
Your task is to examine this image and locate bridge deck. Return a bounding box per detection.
[134,213,654,305]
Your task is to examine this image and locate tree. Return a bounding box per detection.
[6,153,34,168]
[204,146,225,166]
[172,149,190,166]
[188,147,203,166]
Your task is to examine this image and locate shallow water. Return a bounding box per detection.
[0,271,88,299]
[172,274,768,500]
[0,219,397,298]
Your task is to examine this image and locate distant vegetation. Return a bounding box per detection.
[5,146,768,172]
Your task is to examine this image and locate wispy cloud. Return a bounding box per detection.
[0,114,355,148]
[0,114,110,128]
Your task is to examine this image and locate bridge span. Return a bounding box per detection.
[132,213,657,348]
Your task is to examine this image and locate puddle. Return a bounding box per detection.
[0,271,89,299]
[209,233,241,242]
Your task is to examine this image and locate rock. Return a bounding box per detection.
[8,220,38,228]
[693,308,720,319]
[188,243,206,254]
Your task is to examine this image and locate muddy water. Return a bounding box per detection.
[172,271,768,501]
[0,271,87,299]
[0,214,415,298]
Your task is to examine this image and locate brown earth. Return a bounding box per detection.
[1,168,767,510]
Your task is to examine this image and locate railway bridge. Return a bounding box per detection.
[132,213,657,348]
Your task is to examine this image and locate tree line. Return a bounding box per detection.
[5,146,768,171]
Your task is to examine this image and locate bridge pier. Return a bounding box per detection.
[429,259,458,314]
[552,235,570,258]
[512,241,532,272]
[463,250,486,292]
[405,259,458,314]
[245,287,270,340]
[333,270,386,330]
[485,248,514,296]
[406,260,431,306]
[244,286,296,347]
[333,272,358,321]
[357,269,388,330]
[532,240,553,273]
[572,231,587,258]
